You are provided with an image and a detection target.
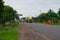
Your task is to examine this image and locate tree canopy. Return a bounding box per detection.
[0,0,19,25]
[3,6,19,22]
[57,9,60,20]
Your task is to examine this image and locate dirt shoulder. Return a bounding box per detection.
[16,25,52,40]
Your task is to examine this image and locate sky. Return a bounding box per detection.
[4,0,60,18]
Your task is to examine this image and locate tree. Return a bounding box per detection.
[57,9,60,20]
[0,5,19,27]
[37,13,47,22]
[46,9,57,23]
[0,0,4,24]
[46,9,57,20]
[0,0,19,28]
[3,6,19,23]
[0,0,4,12]
[32,17,39,22]
[38,13,47,19]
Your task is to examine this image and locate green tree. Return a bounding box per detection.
[46,9,58,23]
[57,9,60,20]
[3,6,19,23]
[32,17,39,22]
[38,13,47,19]
[37,13,47,22]
[46,9,57,20]
[0,0,4,24]
[0,0,19,28]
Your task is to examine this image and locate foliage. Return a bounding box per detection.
[3,6,19,22]
[5,22,19,29]
[0,0,19,26]
[57,9,60,20]
[0,0,4,24]
[46,9,57,20]
[0,22,19,30]
[33,9,60,24]
[32,17,39,22]
[0,1,19,40]
[38,13,47,22]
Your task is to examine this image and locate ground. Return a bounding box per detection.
[16,24,52,40]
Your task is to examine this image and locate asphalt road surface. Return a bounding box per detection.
[21,22,60,40]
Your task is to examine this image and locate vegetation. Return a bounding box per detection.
[5,22,19,29]
[0,30,18,40]
[0,21,19,40]
[0,0,19,40]
[57,9,60,20]
[33,9,60,25]
[0,0,19,27]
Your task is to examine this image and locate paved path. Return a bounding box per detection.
[16,23,52,40]
[20,23,60,40]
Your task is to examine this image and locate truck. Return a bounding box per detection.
[25,17,33,23]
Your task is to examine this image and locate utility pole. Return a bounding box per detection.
[40,10,41,14]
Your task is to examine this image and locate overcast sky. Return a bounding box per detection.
[4,0,60,17]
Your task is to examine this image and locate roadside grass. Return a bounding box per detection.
[5,22,19,29]
[0,30,18,40]
[0,22,19,40]
[51,23,60,26]
[0,22,19,30]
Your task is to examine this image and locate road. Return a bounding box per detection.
[21,22,60,40]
